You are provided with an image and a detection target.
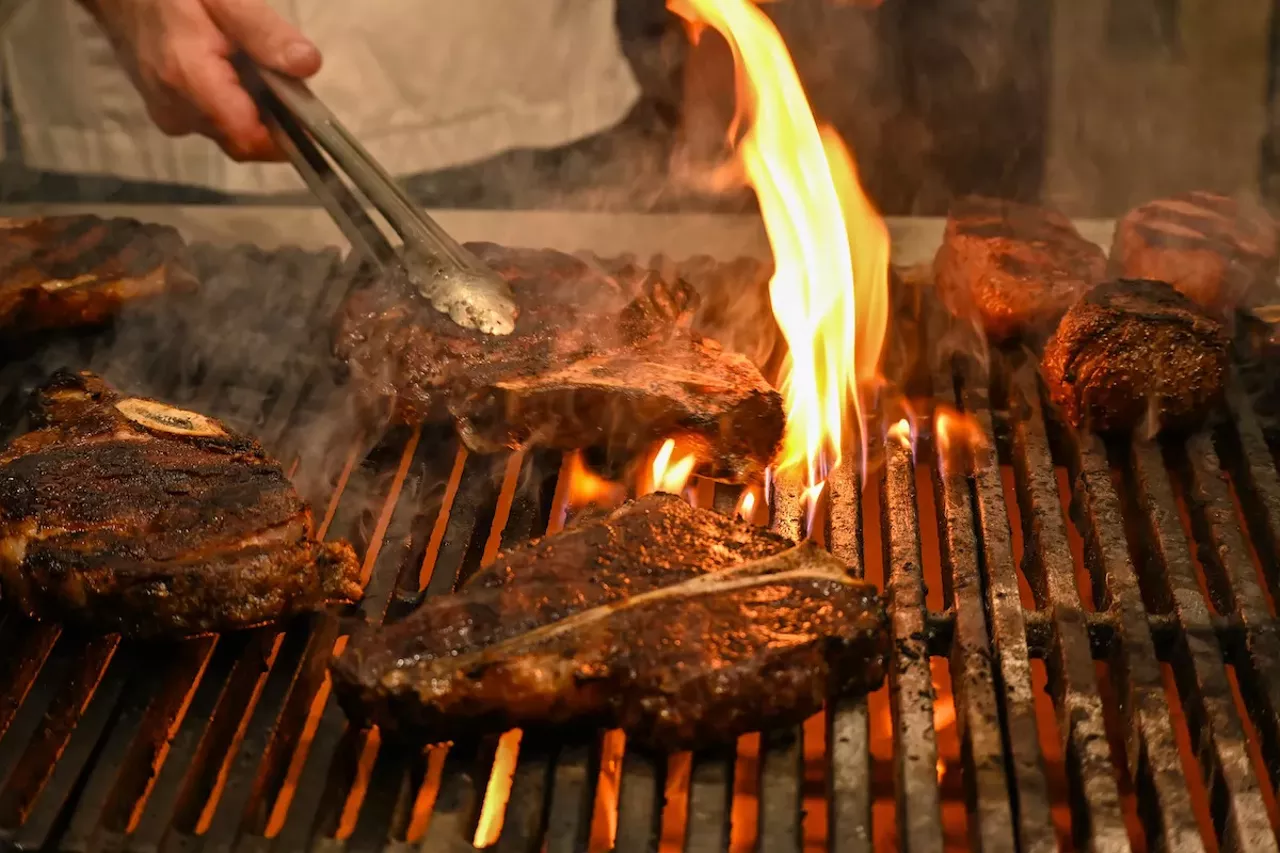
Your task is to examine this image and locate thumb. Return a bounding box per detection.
[202,0,322,78]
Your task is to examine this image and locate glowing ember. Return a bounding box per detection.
[670,0,890,497]
[888,418,911,450]
[563,451,626,510]
[640,438,698,496]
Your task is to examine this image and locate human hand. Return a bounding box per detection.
[79,0,322,161]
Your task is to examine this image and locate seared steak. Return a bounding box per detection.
[1042,279,1229,433]
[334,244,786,482]
[0,371,361,636]
[933,196,1106,341]
[330,493,887,750]
[1108,191,1279,313]
[0,215,197,335]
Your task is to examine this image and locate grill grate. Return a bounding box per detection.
[0,245,1279,852]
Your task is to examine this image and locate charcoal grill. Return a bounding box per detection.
[1,235,1280,853]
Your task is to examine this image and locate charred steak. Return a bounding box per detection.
[0,215,197,335]
[1041,279,1229,433]
[0,371,361,636]
[933,196,1106,341]
[331,493,887,750]
[1108,191,1279,313]
[334,244,786,482]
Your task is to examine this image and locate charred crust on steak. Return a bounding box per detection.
[1108,191,1280,313]
[333,243,785,482]
[330,493,888,750]
[0,370,361,636]
[0,215,199,337]
[1041,279,1229,434]
[933,196,1107,342]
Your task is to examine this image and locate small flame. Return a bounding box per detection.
[474,730,522,847]
[640,438,698,496]
[888,418,911,450]
[934,686,956,784]
[736,486,759,521]
[669,0,890,499]
[563,452,626,510]
[934,407,986,472]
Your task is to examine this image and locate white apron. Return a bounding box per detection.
[0,0,641,194]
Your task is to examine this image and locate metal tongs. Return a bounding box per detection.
[240,61,518,335]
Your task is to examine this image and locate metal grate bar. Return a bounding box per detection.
[881,416,944,852]
[1125,438,1276,852]
[1018,370,1208,853]
[1005,367,1132,852]
[825,462,872,853]
[1175,429,1280,798]
[958,367,1058,853]
[927,367,1015,853]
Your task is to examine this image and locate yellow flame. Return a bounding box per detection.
[643,438,697,496]
[736,487,758,521]
[669,0,889,494]
[888,418,911,450]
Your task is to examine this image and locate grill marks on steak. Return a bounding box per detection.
[934,196,1106,341]
[334,243,786,482]
[0,371,361,636]
[1041,279,1229,433]
[0,215,197,335]
[1108,191,1280,313]
[330,493,887,750]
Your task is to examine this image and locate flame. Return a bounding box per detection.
[934,688,956,783]
[474,729,522,847]
[670,0,890,496]
[934,406,985,472]
[639,438,698,497]
[563,452,626,510]
[736,486,759,521]
[887,418,911,450]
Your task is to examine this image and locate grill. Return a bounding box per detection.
[0,237,1279,853]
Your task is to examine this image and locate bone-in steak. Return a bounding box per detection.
[334,244,786,482]
[933,196,1106,341]
[0,215,197,336]
[330,493,887,750]
[0,371,361,636]
[1108,191,1279,313]
[1041,279,1229,433]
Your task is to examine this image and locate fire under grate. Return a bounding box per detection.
[0,245,1278,852]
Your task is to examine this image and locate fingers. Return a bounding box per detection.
[202,0,322,78]
[175,50,283,160]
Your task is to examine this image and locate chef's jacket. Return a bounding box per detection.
[0,0,641,193]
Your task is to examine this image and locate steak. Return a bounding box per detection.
[330,493,887,750]
[1041,279,1229,433]
[0,215,197,336]
[933,196,1107,341]
[1108,191,1280,313]
[334,244,786,482]
[0,371,361,636]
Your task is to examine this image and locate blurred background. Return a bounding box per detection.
[0,0,1275,219]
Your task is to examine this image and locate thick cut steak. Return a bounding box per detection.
[1042,279,1228,433]
[1108,191,1279,313]
[0,215,197,335]
[933,196,1106,341]
[331,493,887,750]
[0,371,361,636]
[334,244,786,482]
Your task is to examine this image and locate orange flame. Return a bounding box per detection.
[563,451,626,510]
[639,438,698,497]
[669,0,890,495]
[887,418,911,450]
[934,406,986,472]
[474,729,522,847]
[736,486,759,521]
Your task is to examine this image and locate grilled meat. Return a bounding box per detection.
[1108,191,1279,313]
[0,371,361,636]
[334,244,786,482]
[1041,279,1229,433]
[331,493,887,750]
[933,196,1107,341]
[0,215,197,335]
